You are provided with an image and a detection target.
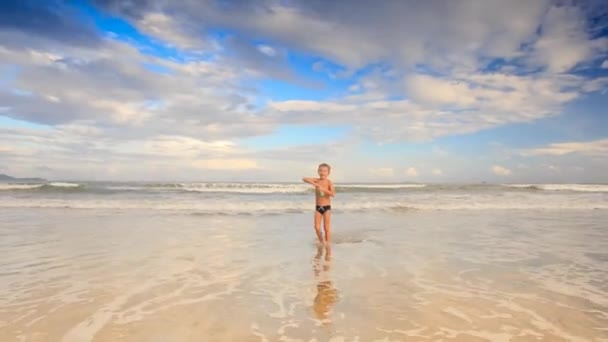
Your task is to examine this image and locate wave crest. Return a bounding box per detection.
[0,182,83,191]
[503,184,608,192]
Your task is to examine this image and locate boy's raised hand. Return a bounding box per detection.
[302,177,319,186]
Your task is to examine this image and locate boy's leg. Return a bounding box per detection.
[314,211,324,244]
[322,211,331,244]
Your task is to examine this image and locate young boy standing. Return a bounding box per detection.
[302,163,336,245]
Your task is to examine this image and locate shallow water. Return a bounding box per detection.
[1,208,607,341]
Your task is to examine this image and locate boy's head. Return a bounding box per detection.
[317,163,331,178]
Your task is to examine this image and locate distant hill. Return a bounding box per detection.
[0,174,46,182]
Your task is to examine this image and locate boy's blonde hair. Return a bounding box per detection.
[318,163,331,172]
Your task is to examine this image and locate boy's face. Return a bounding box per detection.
[318,166,330,178]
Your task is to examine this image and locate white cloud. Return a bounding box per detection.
[90,99,154,125]
[348,84,361,92]
[45,95,61,103]
[0,37,273,140]
[492,165,512,176]
[405,75,476,107]
[3,1,605,147]
[521,139,608,157]
[191,159,259,170]
[581,77,608,93]
[530,6,598,73]
[267,69,593,142]
[0,124,244,161]
[0,124,357,181]
[257,44,277,57]
[268,100,356,113]
[370,167,394,178]
[432,146,448,156]
[99,0,597,74]
[139,136,237,157]
[207,1,550,70]
[405,167,419,177]
[432,168,443,176]
[136,12,210,51]
[602,60,608,69]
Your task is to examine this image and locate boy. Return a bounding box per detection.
[302,163,336,245]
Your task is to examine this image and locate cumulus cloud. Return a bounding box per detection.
[136,12,211,51]
[0,125,261,180]
[4,0,606,144]
[0,35,274,139]
[492,165,512,176]
[266,69,603,142]
[268,100,356,113]
[95,0,556,70]
[432,168,443,176]
[405,167,419,177]
[0,123,355,180]
[257,44,277,57]
[405,75,477,107]
[521,138,608,157]
[191,158,259,170]
[370,167,394,178]
[530,5,603,73]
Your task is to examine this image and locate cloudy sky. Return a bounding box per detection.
[1,0,607,183]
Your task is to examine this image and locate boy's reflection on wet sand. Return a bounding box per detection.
[312,245,339,326]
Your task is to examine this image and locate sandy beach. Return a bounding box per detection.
[1,205,607,341]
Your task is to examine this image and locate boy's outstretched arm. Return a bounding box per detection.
[302,177,319,186]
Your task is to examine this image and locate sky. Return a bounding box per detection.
[0,0,607,183]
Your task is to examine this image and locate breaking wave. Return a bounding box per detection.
[1,197,605,213]
[502,184,608,193]
[0,182,83,191]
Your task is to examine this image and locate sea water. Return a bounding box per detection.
[1,182,607,341]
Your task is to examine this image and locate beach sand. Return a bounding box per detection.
[1,208,607,341]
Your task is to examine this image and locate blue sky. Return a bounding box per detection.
[0,0,607,182]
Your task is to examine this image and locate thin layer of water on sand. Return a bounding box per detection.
[0,208,607,341]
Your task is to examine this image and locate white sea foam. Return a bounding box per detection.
[0,182,81,191]
[1,181,606,213]
[104,183,311,194]
[108,183,426,194]
[0,183,44,190]
[0,196,605,213]
[48,182,81,188]
[503,183,608,192]
[179,183,310,194]
[338,184,427,188]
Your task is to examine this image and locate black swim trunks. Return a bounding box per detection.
[316,205,331,214]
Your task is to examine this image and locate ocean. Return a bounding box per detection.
[1,182,607,341]
[1,181,608,213]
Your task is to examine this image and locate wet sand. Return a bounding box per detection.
[1,208,607,341]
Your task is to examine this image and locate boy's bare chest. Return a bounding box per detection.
[317,179,330,188]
